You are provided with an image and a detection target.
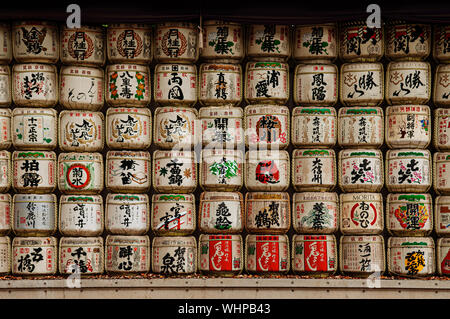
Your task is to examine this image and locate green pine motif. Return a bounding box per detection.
[209,159,238,179]
[214,223,232,230]
[295,245,303,255]
[43,138,52,144]
[201,245,208,254]
[159,167,168,176]
[248,246,256,255]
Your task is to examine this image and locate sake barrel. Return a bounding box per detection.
[58,110,104,152]
[105,151,151,193]
[245,234,289,274]
[154,22,198,63]
[59,237,104,275]
[106,107,151,150]
[340,193,384,235]
[107,23,152,64]
[198,191,244,233]
[291,106,337,148]
[12,63,58,107]
[340,62,384,106]
[105,63,151,107]
[0,65,11,107]
[153,150,197,193]
[154,63,197,107]
[151,193,195,236]
[386,193,433,237]
[435,196,450,237]
[437,238,450,276]
[198,63,242,106]
[0,23,12,64]
[247,24,290,62]
[59,194,103,237]
[60,25,106,66]
[13,151,56,193]
[152,236,197,275]
[58,152,104,194]
[385,61,431,105]
[434,108,450,151]
[339,20,384,62]
[244,104,290,150]
[201,20,244,63]
[340,235,385,277]
[292,192,338,234]
[12,21,59,63]
[105,193,149,236]
[199,106,244,149]
[12,236,57,275]
[0,236,10,274]
[105,235,150,274]
[0,194,11,236]
[434,64,450,107]
[293,24,337,64]
[0,150,11,193]
[200,149,243,192]
[12,193,57,236]
[59,65,104,110]
[338,107,384,148]
[387,236,435,277]
[153,106,198,150]
[386,149,431,193]
[12,108,57,150]
[292,149,336,192]
[338,149,383,192]
[434,152,450,195]
[245,192,290,234]
[292,234,337,276]
[293,63,338,106]
[199,234,243,276]
[244,61,289,105]
[433,25,450,63]
[244,150,290,192]
[385,105,431,149]
[386,22,431,61]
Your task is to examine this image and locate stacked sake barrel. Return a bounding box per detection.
[336,21,386,277]
[384,22,436,278]
[151,22,199,275]
[290,24,339,276]
[9,21,59,276]
[432,24,450,277]
[197,21,245,276]
[243,24,291,276]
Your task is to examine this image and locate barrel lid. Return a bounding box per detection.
[152,235,197,247]
[245,150,289,161]
[13,150,56,159]
[199,106,242,118]
[246,192,289,201]
[338,106,383,116]
[341,235,384,244]
[294,192,338,202]
[60,65,104,76]
[386,105,430,114]
[106,193,148,202]
[12,107,57,116]
[155,63,197,72]
[106,63,149,71]
[387,193,431,202]
[152,193,194,202]
[388,236,434,248]
[13,193,56,201]
[106,150,150,160]
[13,63,57,72]
[58,152,103,161]
[200,191,243,201]
[244,104,289,114]
[200,63,241,72]
[340,192,383,202]
[106,107,151,116]
[12,236,57,246]
[293,106,337,116]
[59,236,103,246]
[60,194,103,203]
[154,106,198,116]
[106,235,149,245]
[295,63,338,73]
[293,149,335,158]
[340,149,382,158]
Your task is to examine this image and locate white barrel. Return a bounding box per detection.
[338,107,384,148]
[340,62,384,106]
[154,63,197,106]
[105,63,151,107]
[340,193,383,235]
[59,237,104,275]
[385,149,431,193]
[0,236,10,274]
[0,65,11,107]
[59,66,104,110]
[12,108,56,150]
[433,25,450,63]
[385,61,431,105]
[387,236,435,277]
[58,152,104,194]
[386,22,431,61]
[153,150,197,194]
[247,24,290,62]
[437,238,450,276]
[293,24,338,64]
[105,235,150,274]
[106,24,152,64]
[59,194,103,237]
[60,25,106,66]
[105,193,149,235]
[435,196,450,237]
[154,22,198,63]
[245,234,289,274]
[12,21,59,63]
[200,149,243,192]
[12,236,57,275]
[294,63,338,106]
[339,21,384,62]
[434,64,450,107]
[0,150,10,193]
[198,191,244,233]
[199,234,243,276]
[292,192,338,234]
[291,106,337,148]
[152,236,197,274]
[434,108,450,151]
[0,194,11,236]
[105,151,151,193]
[58,110,104,152]
[198,63,242,106]
[338,149,383,192]
[0,23,12,64]
[151,193,195,236]
[13,151,56,193]
[12,63,58,107]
